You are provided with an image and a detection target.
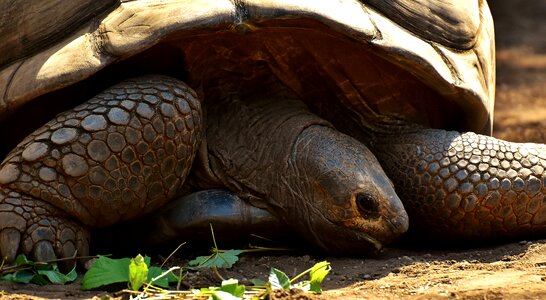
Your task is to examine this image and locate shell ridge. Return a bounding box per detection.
[1,61,24,111]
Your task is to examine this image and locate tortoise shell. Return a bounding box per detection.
[0,0,495,152]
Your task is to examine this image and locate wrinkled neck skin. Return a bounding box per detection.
[193,89,408,253]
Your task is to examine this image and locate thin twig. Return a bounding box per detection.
[243,246,293,253]
[250,234,278,243]
[160,242,186,269]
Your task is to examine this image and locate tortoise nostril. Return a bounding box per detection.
[356,193,380,219]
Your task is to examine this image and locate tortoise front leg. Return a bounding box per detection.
[0,75,201,262]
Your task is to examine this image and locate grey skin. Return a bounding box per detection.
[192,88,408,253]
[0,75,408,262]
[147,98,546,245]
[181,97,546,243]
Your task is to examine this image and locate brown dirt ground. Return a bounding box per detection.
[2,1,546,299]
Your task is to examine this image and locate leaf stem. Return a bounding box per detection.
[212,266,225,281]
[289,266,313,284]
[209,223,218,250]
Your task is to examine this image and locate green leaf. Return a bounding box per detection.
[250,278,266,286]
[147,266,178,288]
[1,270,35,284]
[308,261,331,294]
[269,268,290,290]
[29,273,49,285]
[211,290,243,300]
[129,254,148,291]
[14,254,32,266]
[37,266,77,284]
[188,249,242,269]
[82,256,131,290]
[1,256,76,285]
[65,267,78,282]
[82,255,177,290]
[220,279,245,297]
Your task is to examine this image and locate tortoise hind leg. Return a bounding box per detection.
[0,75,202,262]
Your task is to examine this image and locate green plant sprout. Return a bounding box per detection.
[2,224,331,299]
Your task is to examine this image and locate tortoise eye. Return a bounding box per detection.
[356,193,380,219]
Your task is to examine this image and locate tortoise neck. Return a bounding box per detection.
[190,88,331,202]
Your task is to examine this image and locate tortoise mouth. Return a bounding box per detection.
[316,224,384,253]
[310,207,408,253]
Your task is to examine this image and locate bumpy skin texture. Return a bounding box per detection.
[0,75,201,262]
[373,128,546,239]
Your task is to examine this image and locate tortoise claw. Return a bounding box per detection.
[58,240,77,272]
[58,225,90,271]
[0,228,21,262]
[0,190,89,266]
[32,240,56,262]
[75,231,90,258]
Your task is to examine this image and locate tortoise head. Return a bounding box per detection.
[282,125,408,253]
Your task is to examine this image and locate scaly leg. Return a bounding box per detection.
[373,128,546,239]
[0,75,201,262]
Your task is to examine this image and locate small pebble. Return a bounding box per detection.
[400,255,414,262]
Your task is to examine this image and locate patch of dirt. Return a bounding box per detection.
[2,1,546,299]
[0,278,110,300]
[491,0,546,144]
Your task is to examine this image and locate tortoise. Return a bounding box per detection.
[1,0,545,264]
